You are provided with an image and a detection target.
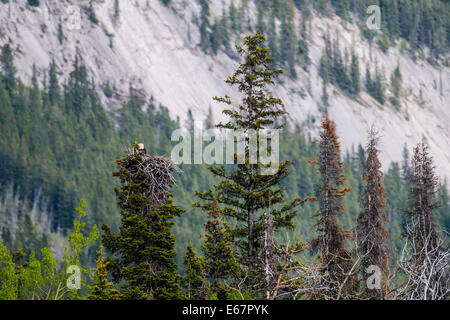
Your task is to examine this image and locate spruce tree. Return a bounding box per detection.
[199,0,211,52]
[390,64,402,108]
[279,1,297,78]
[195,197,239,299]
[183,242,209,299]
[87,245,120,300]
[48,60,60,106]
[87,0,98,25]
[27,0,39,7]
[356,128,389,299]
[350,51,360,96]
[58,21,64,44]
[311,116,355,300]
[114,0,120,22]
[1,44,16,93]
[195,32,304,298]
[102,142,185,300]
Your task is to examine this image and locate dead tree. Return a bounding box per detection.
[397,140,449,300]
[310,116,356,299]
[356,127,390,299]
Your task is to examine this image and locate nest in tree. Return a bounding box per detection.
[120,147,180,208]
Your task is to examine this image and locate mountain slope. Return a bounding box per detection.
[0,0,449,179]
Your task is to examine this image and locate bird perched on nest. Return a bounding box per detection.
[138,143,147,154]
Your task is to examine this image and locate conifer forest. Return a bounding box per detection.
[0,0,448,305]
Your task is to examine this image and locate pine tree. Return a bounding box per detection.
[87,245,120,300]
[27,0,39,7]
[390,63,402,108]
[199,0,211,52]
[365,66,372,96]
[279,1,297,78]
[401,142,411,183]
[87,0,98,25]
[58,20,64,44]
[356,127,389,299]
[195,197,239,299]
[195,32,304,298]
[350,51,360,96]
[321,78,329,109]
[114,0,120,22]
[204,105,214,129]
[48,60,60,106]
[1,44,16,93]
[102,142,185,300]
[186,108,194,133]
[310,116,355,300]
[183,242,209,299]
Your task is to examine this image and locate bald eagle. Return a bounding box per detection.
[138,143,147,154]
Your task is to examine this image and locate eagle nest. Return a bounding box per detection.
[120,147,180,208]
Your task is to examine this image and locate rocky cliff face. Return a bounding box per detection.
[1,0,449,179]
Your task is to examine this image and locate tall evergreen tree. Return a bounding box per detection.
[195,32,304,298]
[48,60,60,106]
[87,245,120,300]
[195,198,239,299]
[279,1,297,78]
[102,142,185,300]
[356,128,389,299]
[390,63,402,108]
[350,50,360,96]
[182,242,209,299]
[199,0,211,52]
[1,44,16,93]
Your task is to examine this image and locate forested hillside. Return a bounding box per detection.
[0,41,448,267]
[1,0,449,180]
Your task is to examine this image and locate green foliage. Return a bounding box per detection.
[197,199,239,299]
[63,199,99,299]
[87,1,99,25]
[58,21,64,44]
[349,51,361,96]
[27,0,39,7]
[87,245,120,300]
[390,64,402,108]
[199,0,211,52]
[114,0,120,22]
[182,242,208,299]
[195,32,307,298]
[103,81,113,98]
[0,242,18,299]
[1,44,16,93]
[0,200,98,300]
[319,33,359,98]
[365,64,386,104]
[102,143,185,300]
[210,14,230,54]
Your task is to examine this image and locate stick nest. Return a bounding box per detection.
[120,147,180,208]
